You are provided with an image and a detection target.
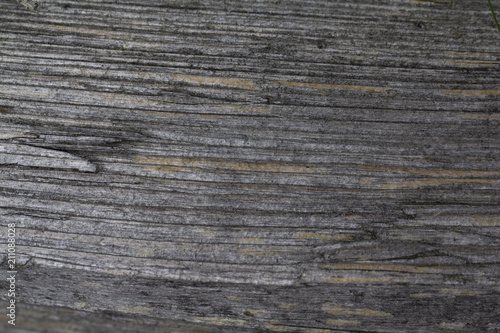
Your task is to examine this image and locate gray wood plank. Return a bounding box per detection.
[1,0,499,332]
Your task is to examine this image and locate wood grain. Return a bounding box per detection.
[0,0,499,332]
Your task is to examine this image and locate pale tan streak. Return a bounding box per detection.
[448,60,500,67]
[327,263,453,274]
[320,277,406,284]
[171,74,258,90]
[274,80,388,93]
[326,319,362,326]
[264,320,293,332]
[321,303,393,317]
[294,232,354,241]
[445,51,496,58]
[194,317,248,326]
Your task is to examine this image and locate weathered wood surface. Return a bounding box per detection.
[0,0,499,332]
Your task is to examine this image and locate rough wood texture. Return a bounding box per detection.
[1,0,499,332]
